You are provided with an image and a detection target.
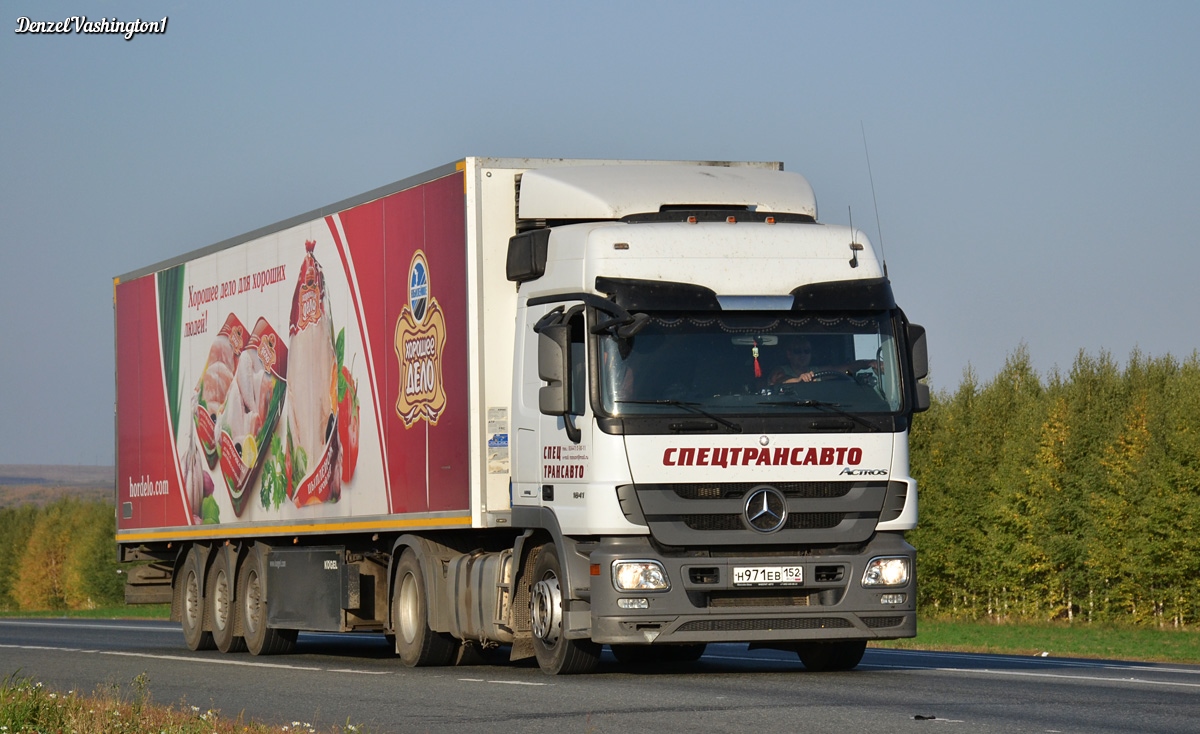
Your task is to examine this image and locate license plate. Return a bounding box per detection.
[732,566,803,586]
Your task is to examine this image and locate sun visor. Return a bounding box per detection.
[790,278,895,311]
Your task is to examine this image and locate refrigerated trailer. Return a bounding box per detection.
[114,157,929,674]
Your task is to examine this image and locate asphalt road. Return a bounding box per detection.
[2,618,1199,733]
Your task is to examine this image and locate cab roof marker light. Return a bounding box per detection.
[726,215,737,224]
[766,216,776,224]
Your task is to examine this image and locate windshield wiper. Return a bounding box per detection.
[757,399,879,432]
[615,399,742,433]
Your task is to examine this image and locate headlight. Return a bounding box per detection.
[612,560,670,591]
[861,557,910,587]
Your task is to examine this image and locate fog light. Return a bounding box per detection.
[612,560,670,591]
[618,598,649,609]
[880,593,906,605]
[862,557,910,587]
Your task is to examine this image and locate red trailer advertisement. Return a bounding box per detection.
[115,169,469,539]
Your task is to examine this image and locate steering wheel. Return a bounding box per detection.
[809,370,853,382]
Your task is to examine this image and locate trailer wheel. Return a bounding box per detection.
[208,550,246,653]
[529,543,600,675]
[181,547,214,651]
[393,549,457,667]
[796,640,866,672]
[238,546,296,656]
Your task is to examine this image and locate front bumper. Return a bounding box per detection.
[587,532,916,646]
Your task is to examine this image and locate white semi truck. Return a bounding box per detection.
[115,157,929,674]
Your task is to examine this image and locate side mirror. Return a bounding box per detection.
[914,382,931,413]
[908,323,930,413]
[908,324,928,380]
[537,324,570,417]
[506,229,551,283]
[536,321,582,443]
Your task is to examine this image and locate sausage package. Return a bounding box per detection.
[218,317,288,516]
[193,314,248,469]
[286,240,340,507]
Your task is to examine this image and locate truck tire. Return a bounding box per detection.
[529,543,600,675]
[393,549,457,667]
[238,545,297,656]
[181,547,214,651]
[796,640,866,672]
[208,549,246,653]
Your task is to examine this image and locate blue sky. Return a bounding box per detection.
[2,1,1197,466]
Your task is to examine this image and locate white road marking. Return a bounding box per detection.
[862,661,1200,689]
[456,677,549,686]
[951,667,1200,690]
[0,643,383,675]
[876,648,1200,676]
[0,620,179,633]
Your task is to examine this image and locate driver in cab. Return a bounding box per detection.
[768,337,879,385]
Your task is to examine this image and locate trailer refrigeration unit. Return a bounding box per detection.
[115,157,929,674]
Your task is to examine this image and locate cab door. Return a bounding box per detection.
[511,302,592,519]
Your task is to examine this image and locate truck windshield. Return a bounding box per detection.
[598,311,904,417]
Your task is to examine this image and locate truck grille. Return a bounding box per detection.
[677,617,853,633]
[863,616,905,628]
[673,482,851,500]
[627,481,889,546]
[683,512,844,532]
[707,591,814,608]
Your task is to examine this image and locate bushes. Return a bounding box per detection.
[0,498,123,611]
[910,348,1200,627]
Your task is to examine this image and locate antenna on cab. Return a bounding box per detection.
[861,121,888,278]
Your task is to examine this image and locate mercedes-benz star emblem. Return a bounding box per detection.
[744,486,787,533]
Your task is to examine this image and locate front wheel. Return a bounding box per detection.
[796,640,866,671]
[529,543,600,675]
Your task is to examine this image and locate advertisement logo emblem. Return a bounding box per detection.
[409,258,429,322]
[744,486,787,533]
[394,250,447,427]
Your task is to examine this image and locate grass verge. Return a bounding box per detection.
[0,671,364,734]
[7,606,1200,665]
[872,618,1200,665]
[0,604,171,619]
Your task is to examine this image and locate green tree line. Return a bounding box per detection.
[5,349,1199,626]
[0,498,124,611]
[910,348,1200,627]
